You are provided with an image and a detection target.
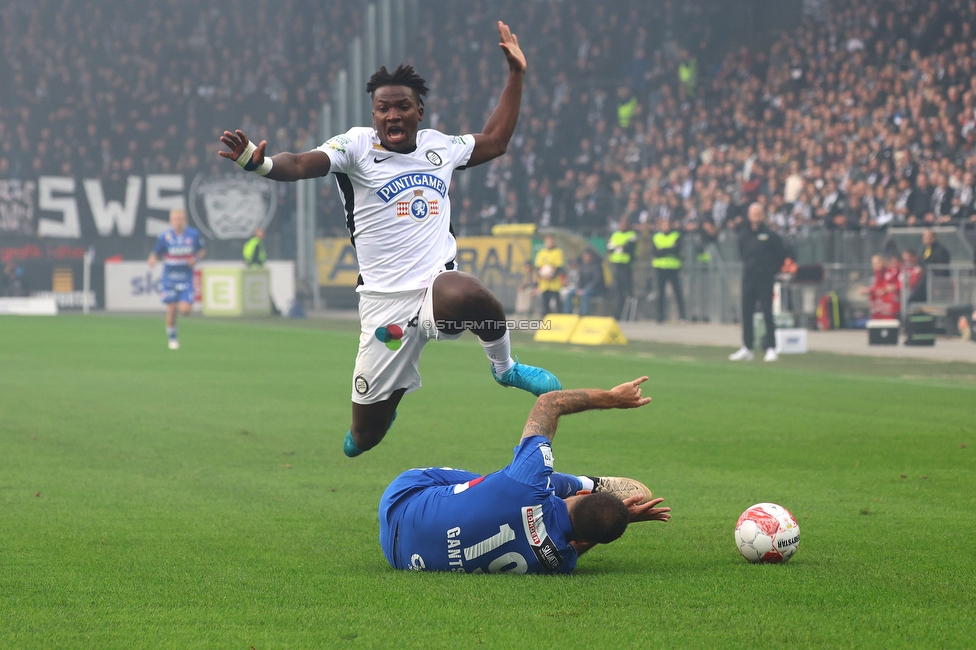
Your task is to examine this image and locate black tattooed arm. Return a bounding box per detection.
[520,377,651,443]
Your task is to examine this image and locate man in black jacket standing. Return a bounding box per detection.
[566,249,605,316]
[730,203,786,362]
[920,229,951,277]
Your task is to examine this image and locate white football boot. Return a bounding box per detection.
[728,346,754,361]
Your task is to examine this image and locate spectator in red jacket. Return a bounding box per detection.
[862,254,900,319]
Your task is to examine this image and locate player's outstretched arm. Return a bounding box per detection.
[520,376,651,443]
[219,130,331,182]
[467,21,526,168]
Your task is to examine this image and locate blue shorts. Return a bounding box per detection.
[161,275,194,304]
[378,467,481,566]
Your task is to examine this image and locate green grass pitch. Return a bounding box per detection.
[1,314,974,649]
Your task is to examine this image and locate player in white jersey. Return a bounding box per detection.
[219,21,560,457]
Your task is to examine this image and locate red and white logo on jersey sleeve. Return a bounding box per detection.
[522,505,547,546]
[521,504,564,572]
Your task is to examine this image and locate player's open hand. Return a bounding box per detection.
[623,495,670,523]
[608,376,652,409]
[218,129,267,164]
[497,21,526,74]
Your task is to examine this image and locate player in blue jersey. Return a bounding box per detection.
[147,208,206,350]
[379,376,671,574]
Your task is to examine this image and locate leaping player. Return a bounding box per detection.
[219,21,561,457]
[147,208,206,350]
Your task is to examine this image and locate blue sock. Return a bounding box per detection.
[549,472,584,498]
[343,431,362,458]
[167,326,177,341]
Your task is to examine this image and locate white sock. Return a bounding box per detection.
[579,476,595,492]
[480,330,515,375]
[167,326,177,340]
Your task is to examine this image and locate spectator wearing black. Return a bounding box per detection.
[931,174,954,224]
[729,203,786,363]
[908,174,934,225]
[921,229,951,277]
[565,249,606,316]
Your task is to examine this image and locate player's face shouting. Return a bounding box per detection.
[372,86,423,153]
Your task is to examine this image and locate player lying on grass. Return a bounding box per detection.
[147,208,205,350]
[218,21,560,458]
[378,376,670,573]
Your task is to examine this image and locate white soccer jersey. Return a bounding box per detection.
[318,127,476,293]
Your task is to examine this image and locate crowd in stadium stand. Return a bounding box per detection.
[3,0,976,245]
[0,0,359,182]
[434,0,976,240]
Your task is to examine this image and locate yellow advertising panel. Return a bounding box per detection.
[491,223,536,237]
[316,239,361,287]
[454,236,533,284]
[568,317,628,346]
[533,314,580,343]
[316,236,533,287]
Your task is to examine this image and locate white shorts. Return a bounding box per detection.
[351,269,461,404]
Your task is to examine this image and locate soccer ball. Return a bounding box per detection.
[539,264,555,280]
[734,502,800,564]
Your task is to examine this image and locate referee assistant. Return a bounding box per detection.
[607,216,637,319]
[729,203,786,362]
[651,218,686,323]
[243,228,266,266]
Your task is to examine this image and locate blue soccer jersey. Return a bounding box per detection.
[378,435,578,574]
[153,227,205,283]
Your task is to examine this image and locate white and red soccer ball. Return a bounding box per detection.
[734,502,800,564]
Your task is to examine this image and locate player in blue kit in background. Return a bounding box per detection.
[147,208,206,350]
[379,376,671,573]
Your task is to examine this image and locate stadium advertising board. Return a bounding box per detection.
[104,260,294,312]
[316,236,533,287]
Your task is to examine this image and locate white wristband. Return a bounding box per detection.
[254,156,273,176]
[234,140,257,169]
[234,140,274,176]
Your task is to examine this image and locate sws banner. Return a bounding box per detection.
[0,173,276,258]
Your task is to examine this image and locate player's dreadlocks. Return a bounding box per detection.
[365,64,429,106]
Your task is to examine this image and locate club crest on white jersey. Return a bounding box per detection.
[317,127,475,293]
